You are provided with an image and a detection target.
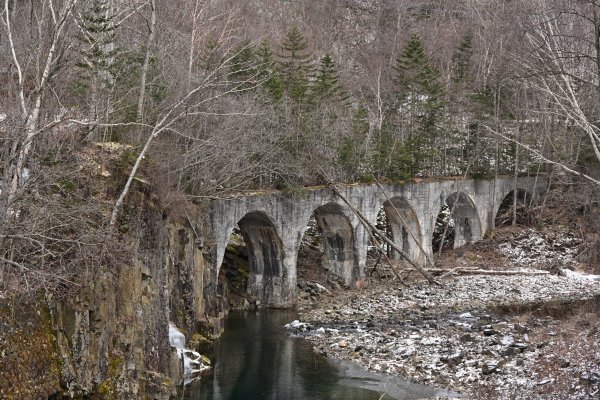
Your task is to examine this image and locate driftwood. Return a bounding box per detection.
[330,184,439,285]
[370,233,410,286]
[422,267,550,276]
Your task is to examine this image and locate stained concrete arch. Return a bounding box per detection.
[237,211,286,306]
[309,202,357,286]
[381,197,424,265]
[444,192,482,248]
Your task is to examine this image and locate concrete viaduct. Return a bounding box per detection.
[207,176,546,307]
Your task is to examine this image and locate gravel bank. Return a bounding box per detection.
[289,269,600,399]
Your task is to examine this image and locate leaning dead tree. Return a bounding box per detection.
[373,178,437,269]
[329,183,438,285]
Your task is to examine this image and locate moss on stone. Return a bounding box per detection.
[0,300,62,399]
[98,354,123,398]
[189,333,211,348]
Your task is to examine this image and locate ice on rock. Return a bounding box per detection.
[169,322,185,349]
[285,320,311,331]
[169,322,209,383]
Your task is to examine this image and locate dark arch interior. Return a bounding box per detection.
[220,211,285,309]
[382,197,422,263]
[367,199,422,278]
[495,189,533,227]
[238,211,283,278]
[373,205,392,259]
[219,226,249,310]
[433,192,480,252]
[297,203,356,296]
[432,202,455,253]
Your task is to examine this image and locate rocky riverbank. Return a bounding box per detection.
[288,228,600,399]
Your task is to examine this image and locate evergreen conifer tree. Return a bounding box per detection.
[278,26,313,104]
[314,54,350,105]
[451,32,474,84]
[392,33,445,175]
[339,106,368,180]
[76,0,117,86]
[447,32,475,175]
[256,39,284,100]
[75,0,118,138]
[230,39,256,85]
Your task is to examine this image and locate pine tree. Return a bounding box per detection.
[447,32,475,175]
[75,0,118,139]
[76,0,117,86]
[314,54,349,105]
[393,34,442,112]
[339,106,368,180]
[278,26,314,103]
[392,33,445,175]
[451,32,474,84]
[230,39,257,89]
[256,39,284,100]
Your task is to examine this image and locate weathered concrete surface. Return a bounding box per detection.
[208,176,547,307]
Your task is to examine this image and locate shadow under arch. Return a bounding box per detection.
[442,192,482,249]
[304,202,357,287]
[381,197,424,265]
[237,210,285,306]
[495,188,533,227]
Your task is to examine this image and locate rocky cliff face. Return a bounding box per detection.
[0,197,216,399]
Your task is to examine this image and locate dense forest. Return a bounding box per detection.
[1,0,600,295]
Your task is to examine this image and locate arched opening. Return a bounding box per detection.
[221,211,285,308]
[218,226,250,310]
[495,189,533,227]
[366,199,423,278]
[433,192,481,252]
[296,203,356,301]
[432,202,455,253]
[382,197,422,264]
[365,206,395,279]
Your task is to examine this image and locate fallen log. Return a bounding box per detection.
[423,268,550,276]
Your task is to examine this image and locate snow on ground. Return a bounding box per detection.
[497,228,581,269]
[288,227,600,399]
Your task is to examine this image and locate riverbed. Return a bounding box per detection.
[182,310,459,400]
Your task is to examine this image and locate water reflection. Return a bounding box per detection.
[183,310,459,400]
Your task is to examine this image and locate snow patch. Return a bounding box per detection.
[562,268,600,283]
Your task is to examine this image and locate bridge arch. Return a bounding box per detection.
[438,192,482,249]
[301,202,357,286]
[236,210,286,305]
[495,188,533,227]
[381,197,423,265]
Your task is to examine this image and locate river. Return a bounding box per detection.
[181,310,459,400]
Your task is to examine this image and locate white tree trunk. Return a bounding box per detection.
[136,0,156,123]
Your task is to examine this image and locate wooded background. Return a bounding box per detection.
[2,0,600,295]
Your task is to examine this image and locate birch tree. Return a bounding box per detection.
[2,0,78,212]
[518,0,600,163]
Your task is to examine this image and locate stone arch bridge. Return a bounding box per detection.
[207,176,546,308]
